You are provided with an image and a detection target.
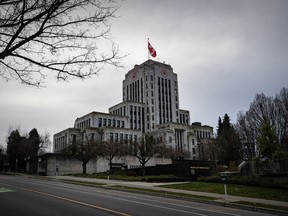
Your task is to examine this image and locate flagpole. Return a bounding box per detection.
[147,38,150,60]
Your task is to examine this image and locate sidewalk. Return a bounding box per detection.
[48,176,288,210]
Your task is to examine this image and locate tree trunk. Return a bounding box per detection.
[82,162,87,174]
[141,163,146,176]
[109,159,112,171]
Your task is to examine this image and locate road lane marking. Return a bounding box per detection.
[1,183,130,216]
[0,187,16,193]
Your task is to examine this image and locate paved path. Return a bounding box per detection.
[48,176,288,209]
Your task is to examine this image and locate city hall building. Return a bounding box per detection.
[52,60,214,174]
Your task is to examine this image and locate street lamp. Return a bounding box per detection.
[15,158,18,172]
[37,158,41,176]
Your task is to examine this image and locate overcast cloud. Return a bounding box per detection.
[1,0,288,150]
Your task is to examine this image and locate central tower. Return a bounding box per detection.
[119,60,188,133]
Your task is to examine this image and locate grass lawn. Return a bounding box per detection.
[160,182,288,202]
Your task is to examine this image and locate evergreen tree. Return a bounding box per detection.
[217,117,222,136]
[257,122,280,160]
[6,129,26,171]
[26,128,41,172]
[6,128,50,173]
[217,114,243,167]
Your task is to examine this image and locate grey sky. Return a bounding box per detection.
[1,0,288,149]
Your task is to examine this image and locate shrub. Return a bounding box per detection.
[145,175,188,182]
[197,175,288,190]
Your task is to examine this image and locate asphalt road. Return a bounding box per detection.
[0,174,274,216]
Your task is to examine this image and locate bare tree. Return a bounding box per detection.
[236,111,258,160]
[100,140,125,172]
[274,88,288,147]
[236,88,288,161]
[168,147,190,161]
[62,131,102,174]
[131,135,167,176]
[0,0,122,86]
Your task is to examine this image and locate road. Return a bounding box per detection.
[0,174,274,216]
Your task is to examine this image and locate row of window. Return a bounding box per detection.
[196,130,212,139]
[54,135,67,151]
[129,105,144,130]
[158,77,174,124]
[126,79,143,102]
[111,106,126,116]
[110,133,138,142]
[98,118,125,128]
[76,119,91,129]
[179,113,189,125]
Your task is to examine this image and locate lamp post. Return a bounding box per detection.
[37,158,41,176]
[220,174,228,201]
[15,158,18,172]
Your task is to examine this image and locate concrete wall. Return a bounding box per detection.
[39,154,172,176]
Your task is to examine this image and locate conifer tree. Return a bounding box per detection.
[217,114,243,167]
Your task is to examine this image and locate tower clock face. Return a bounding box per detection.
[131,71,137,80]
[160,68,168,77]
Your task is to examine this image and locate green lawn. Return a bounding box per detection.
[160,182,288,202]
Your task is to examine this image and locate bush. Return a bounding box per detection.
[197,175,288,190]
[145,175,188,183]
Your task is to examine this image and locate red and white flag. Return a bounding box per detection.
[148,42,157,58]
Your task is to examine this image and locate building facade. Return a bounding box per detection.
[53,60,214,172]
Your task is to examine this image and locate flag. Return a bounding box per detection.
[148,42,157,58]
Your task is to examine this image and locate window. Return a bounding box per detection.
[72,134,76,143]
[98,118,102,127]
[110,133,113,140]
[91,133,94,141]
[108,119,111,126]
[130,105,133,114]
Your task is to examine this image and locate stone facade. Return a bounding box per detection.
[53,60,215,173]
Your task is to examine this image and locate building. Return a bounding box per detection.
[53,60,215,173]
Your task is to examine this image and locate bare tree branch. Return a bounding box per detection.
[0,0,123,86]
